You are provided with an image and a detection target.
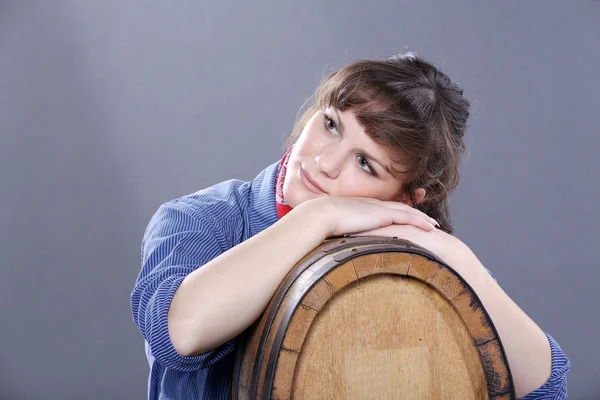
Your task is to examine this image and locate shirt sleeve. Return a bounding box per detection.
[520,333,570,399]
[130,201,238,372]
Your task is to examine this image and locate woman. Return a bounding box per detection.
[131,52,570,399]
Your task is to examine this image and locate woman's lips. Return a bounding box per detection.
[300,167,327,194]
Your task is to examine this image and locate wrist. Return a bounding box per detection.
[291,198,333,240]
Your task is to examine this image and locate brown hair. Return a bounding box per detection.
[283,51,470,234]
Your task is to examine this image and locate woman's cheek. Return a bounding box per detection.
[338,179,372,197]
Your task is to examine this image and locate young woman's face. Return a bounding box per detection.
[282,107,405,208]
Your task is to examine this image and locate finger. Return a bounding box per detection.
[359,198,439,226]
[374,202,438,228]
[390,210,436,232]
[349,197,440,228]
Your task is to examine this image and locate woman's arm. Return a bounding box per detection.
[443,235,553,399]
[169,197,436,357]
[168,200,328,356]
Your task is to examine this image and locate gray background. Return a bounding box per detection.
[1,1,598,399]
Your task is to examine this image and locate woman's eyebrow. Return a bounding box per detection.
[365,153,392,174]
[332,109,346,133]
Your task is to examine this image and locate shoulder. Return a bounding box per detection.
[143,161,280,244]
[141,179,250,260]
[142,179,249,245]
[169,161,280,225]
[170,178,250,224]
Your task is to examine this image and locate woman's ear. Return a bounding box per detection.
[413,188,426,205]
[400,188,426,206]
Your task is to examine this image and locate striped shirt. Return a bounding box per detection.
[130,161,570,399]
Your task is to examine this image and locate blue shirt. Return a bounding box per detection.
[131,161,570,399]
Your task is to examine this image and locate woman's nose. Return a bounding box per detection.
[315,149,342,179]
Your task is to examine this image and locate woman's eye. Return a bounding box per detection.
[323,115,339,135]
[357,155,375,175]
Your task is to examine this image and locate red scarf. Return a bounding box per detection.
[275,146,294,219]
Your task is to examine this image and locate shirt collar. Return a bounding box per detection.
[248,160,280,237]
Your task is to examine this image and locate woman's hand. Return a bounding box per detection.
[304,197,439,238]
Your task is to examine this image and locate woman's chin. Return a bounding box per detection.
[284,188,318,209]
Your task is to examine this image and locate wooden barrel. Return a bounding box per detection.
[231,236,515,400]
